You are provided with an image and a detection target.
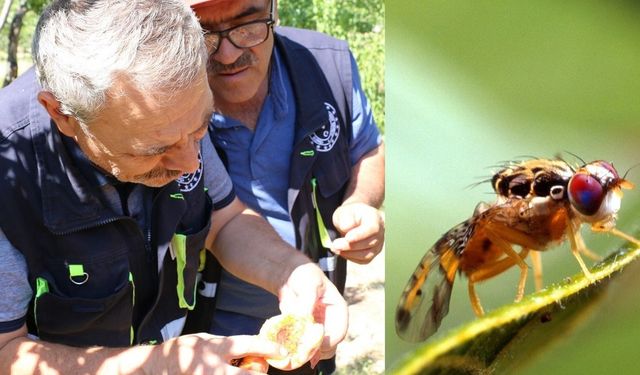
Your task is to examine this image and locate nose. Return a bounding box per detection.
[212,37,244,66]
[161,137,201,174]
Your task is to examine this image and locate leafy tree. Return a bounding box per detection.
[279,0,385,133]
[1,0,47,86]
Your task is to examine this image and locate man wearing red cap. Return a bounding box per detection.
[188,1,385,374]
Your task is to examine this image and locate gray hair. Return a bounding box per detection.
[32,0,207,124]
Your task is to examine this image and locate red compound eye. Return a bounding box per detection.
[568,173,604,216]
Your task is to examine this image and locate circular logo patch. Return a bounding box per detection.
[176,152,203,192]
[309,102,340,152]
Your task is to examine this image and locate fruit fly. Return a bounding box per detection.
[395,158,639,342]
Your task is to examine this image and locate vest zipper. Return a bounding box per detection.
[51,216,123,236]
[144,226,153,262]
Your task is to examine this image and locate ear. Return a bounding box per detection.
[37,91,79,138]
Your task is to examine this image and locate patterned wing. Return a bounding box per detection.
[395,220,473,342]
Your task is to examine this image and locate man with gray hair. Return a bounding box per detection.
[0,0,347,373]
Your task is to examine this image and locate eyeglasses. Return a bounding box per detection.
[203,0,275,53]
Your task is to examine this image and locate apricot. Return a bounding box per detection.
[259,314,324,370]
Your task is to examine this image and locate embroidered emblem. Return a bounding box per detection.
[176,152,203,192]
[310,102,340,152]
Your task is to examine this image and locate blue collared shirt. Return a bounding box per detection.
[209,45,381,317]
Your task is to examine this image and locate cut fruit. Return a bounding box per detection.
[235,356,268,372]
[259,313,324,370]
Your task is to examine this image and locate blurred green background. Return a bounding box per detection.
[386,0,640,373]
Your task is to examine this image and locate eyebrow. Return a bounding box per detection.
[137,112,212,157]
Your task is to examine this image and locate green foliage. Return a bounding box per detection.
[28,0,49,13]
[279,0,385,133]
[1,0,50,77]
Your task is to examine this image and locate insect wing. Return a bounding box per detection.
[395,226,463,342]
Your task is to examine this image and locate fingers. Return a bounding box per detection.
[279,268,347,366]
[316,283,348,353]
[224,335,287,361]
[333,232,381,251]
[162,334,275,375]
[332,229,384,264]
[224,365,271,375]
[232,356,270,373]
[225,364,266,375]
[309,342,324,368]
[335,247,381,264]
[331,203,384,263]
[278,263,325,316]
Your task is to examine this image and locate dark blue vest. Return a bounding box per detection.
[213,27,353,293]
[0,69,215,347]
[278,27,353,293]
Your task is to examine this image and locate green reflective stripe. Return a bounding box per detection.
[170,193,185,200]
[36,277,48,298]
[172,234,196,310]
[198,248,206,272]
[68,264,84,278]
[300,150,315,157]
[129,272,135,345]
[34,277,49,332]
[311,178,333,249]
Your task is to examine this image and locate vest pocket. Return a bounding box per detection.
[33,272,134,347]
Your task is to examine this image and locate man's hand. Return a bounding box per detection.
[0,324,282,374]
[277,263,348,366]
[207,198,349,365]
[331,202,385,264]
[148,333,284,374]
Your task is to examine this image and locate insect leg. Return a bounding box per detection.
[467,249,529,284]
[530,251,543,291]
[468,280,485,317]
[609,228,640,248]
[484,230,530,302]
[467,246,529,316]
[566,218,602,261]
[576,231,602,261]
[566,218,594,280]
[579,247,602,261]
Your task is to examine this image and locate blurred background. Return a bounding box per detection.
[386,0,640,373]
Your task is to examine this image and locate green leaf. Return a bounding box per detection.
[389,244,640,375]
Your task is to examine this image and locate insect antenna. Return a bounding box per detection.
[562,151,586,168]
[622,162,640,180]
[466,176,493,190]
